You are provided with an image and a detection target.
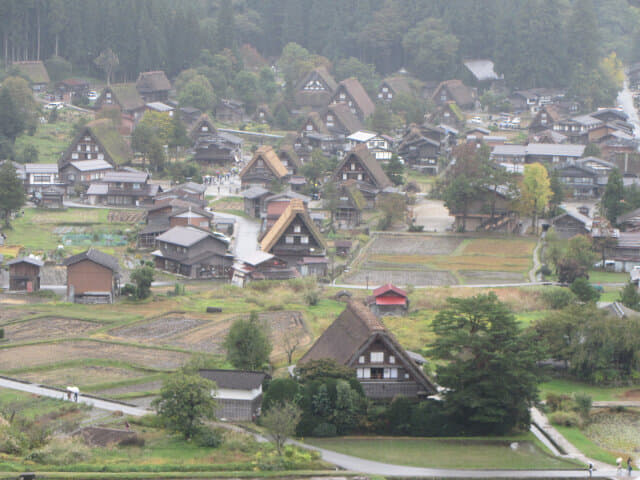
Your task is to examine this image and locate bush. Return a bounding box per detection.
[121,283,136,297]
[574,393,592,424]
[570,278,600,303]
[538,264,552,276]
[0,328,4,339]
[546,393,573,412]
[311,422,337,437]
[408,224,424,232]
[24,438,91,465]
[549,410,581,427]
[541,287,576,309]
[195,427,224,448]
[304,289,319,306]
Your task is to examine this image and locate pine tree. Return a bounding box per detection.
[0,161,26,228]
[602,168,624,225]
[0,87,25,142]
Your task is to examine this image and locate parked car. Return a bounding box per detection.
[468,116,483,124]
[87,91,98,101]
[45,102,64,110]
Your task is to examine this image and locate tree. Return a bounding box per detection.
[547,167,564,217]
[334,57,380,97]
[153,373,217,440]
[0,77,37,141]
[430,293,541,434]
[0,161,26,228]
[0,88,25,143]
[566,0,599,71]
[178,75,216,111]
[223,312,272,370]
[518,163,551,235]
[261,401,302,455]
[94,48,119,85]
[570,277,600,303]
[368,104,393,133]
[443,174,477,232]
[377,193,406,231]
[130,265,154,300]
[555,235,598,283]
[602,168,624,225]
[619,282,640,310]
[402,18,459,81]
[384,154,404,186]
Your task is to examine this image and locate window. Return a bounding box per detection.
[389,355,395,364]
[370,352,384,363]
[68,174,75,181]
[77,145,81,152]
[84,136,91,141]
[382,87,388,92]
[342,173,347,180]
[362,368,371,379]
[306,124,313,131]
[132,183,141,189]
[383,368,398,379]
[351,163,356,170]
[359,355,365,364]
[388,93,392,99]
[106,93,111,99]
[71,153,78,160]
[294,225,301,233]
[285,235,294,244]
[357,173,363,181]
[301,235,309,244]
[87,154,92,159]
[98,154,104,160]
[202,126,208,131]
[357,368,363,378]
[370,367,384,379]
[340,93,346,100]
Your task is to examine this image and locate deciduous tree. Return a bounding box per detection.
[261,401,302,455]
[0,161,26,228]
[223,312,272,370]
[602,168,624,225]
[518,163,551,235]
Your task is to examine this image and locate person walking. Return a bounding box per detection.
[588,462,593,477]
[618,457,623,476]
[628,457,633,476]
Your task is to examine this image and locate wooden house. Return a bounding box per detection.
[463,59,504,91]
[188,113,243,165]
[449,184,517,232]
[12,61,49,90]
[278,145,302,175]
[330,78,375,122]
[295,111,339,161]
[551,211,592,239]
[86,170,159,206]
[138,197,208,248]
[553,115,603,144]
[260,199,327,277]
[298,300,437,400]
[264,191,311,230]
[332,145,392,208]
[60,160,114,193]
[38,186,65,208]
[63,249,120,304]
[294,66,337,110]
[180,107,202,126]
[152,226,232,279]
[398,124,451,174]
[8,257,43,291]
[254,104,272,124]
[347,131,392,162]
[323,102,364,137]
[529,105,564,133]
[231,251,298,287]
[377,76,412,102]
[55,78,90,101]
[334,239,352,256]
[431,79,477,110]
[24,163,62,194]
[215,99,245,123]
[555,157,614,199]
[60,118,131,173]
[198,369,270,421]
[334,180,365,229]
[136,71,171,103]
[529,129,568,144]
[95,84,145,122]
[242,186,272,218]
[367,284,409,316]
[240,146,289,190]
[600,232,640,273]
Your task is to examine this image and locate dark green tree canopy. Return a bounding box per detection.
[223,312,272,371]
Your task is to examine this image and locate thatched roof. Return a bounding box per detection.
[188,113,217,140]
[240,145,288,180]
[136,71,171,93]
[432,79,476,108]
[260,199,326,253]
[278,144,302,171]
[87,119,132,166]
[334,144,392,189]
[334,77,375,118]
[107,83,145,111]
[327,103,364,134]
[12,61,49,84]
[382,76,412,95]
[342,180,366,210]
[303,111,330,135]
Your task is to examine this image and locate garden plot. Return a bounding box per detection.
[18,365,147,388]
[109,314,208,342]
[0,340,189,371]
[585,410,640,455]
[0,317,100,342]
[343,234,535,286]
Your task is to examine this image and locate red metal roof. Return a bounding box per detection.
[373,283,407,298]
[376,296,407,306]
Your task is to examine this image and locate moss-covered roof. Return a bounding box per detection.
[87,119,132,166]
[12,61,50,84]
[108,83,145,111]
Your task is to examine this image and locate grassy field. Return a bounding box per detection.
[305,435,582,469]
[555,425,619,465]
[539,378,637,402]
[588,270,630,284]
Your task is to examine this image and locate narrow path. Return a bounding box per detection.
[529,236,543,282]
[0,377,150,417]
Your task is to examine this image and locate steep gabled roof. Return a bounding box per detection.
[188,113,217,140]
[382,76,412,95]
[240,145,288,180]
[335,77,375,118]
[373,284,407,298]
[303,111,330,135]
[12,61,49,84]
[63,248,119,272]
[260,199,326,253]
[136,71,171,93]
[341,180,366,210]
[278,144,302,171]
[296,66,338,93]
[299,300,437,394]
[432,79,476,107]
[106,83,145,111]
[327,103,364,134]
[334,144,392,189]
[87,119,132,166]
[463,59,501,82]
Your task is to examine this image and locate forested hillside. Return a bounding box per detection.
[1,0,638,88]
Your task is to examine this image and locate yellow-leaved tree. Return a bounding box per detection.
[518,163,551,235]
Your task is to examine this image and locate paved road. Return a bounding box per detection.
[231,214,261,258]
[0,377,150,417]
[618,79,640,138]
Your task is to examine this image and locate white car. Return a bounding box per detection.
[87,91,98,101]
[468,116,483,124]
[45,102,64,110]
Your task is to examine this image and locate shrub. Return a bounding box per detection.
[538,264,552,276]
[549,410,581,427]
[311,422,337,437]
[541,287,576,309]
[195,427,224,448]
[0,328,4,339]
[574,393,592,424]
[408,224,424,232]
[121,283,136,297]
[118,434,145,447]
[304,289,319,306]
[24,438,91,465]
[570,278,600,303]
[546,393,573,412]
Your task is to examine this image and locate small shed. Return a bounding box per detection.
[198,369,269,421]
[368,284,409,316]
[63,249,120,304]
[8,257,44,291]
[334,240,352,256]
[39,186,65,208]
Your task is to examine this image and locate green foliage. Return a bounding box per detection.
[44,56,72,82]
[384,154,404,186]
[153,372,217,440]
[376,193,406,230]
[295,359,355,383]
[130,265,154,300]
[402,18,459,81]
[195,426,224,448]
[619,282,640,311]
[260,401,302,455]
[549,410,581,428]
[0,328,4,339]
[178,74,216,111]
[262,378,299,412]
[368,103,393,133]
[431,293,542,434]
[223,312,272,370]
[518,163,551,235]
[0,161,26,228]
[570,278,600,303]
[602,169,624,225]
[24,438,91,465]
[0,85,25,143]
[574,393,592,424]
[334,57,379,97]
[540,287,576,310]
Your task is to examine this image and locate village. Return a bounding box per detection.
[3,1,640,478]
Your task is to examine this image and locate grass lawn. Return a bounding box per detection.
[539,378,635,402]
[14,112,86,164]
[588,270,629,284]
[555,425,619,465]
[305,435,582,469]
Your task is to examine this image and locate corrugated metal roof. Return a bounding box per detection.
[70,160,114,172]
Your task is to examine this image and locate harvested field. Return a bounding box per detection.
[109,314,207,341]
[108,210,145,224]
[0,308,37,322]
[460,270,527,284]
[96,380,163,397]
[368,235,462,255]
[1,317,99,342]
[77,426,137,447]
[0,340,189,371]
[18,365,146,388]
[346,268,457,286]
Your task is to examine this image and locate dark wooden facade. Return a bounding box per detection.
[8,258,42,291]
[64,249,119,304]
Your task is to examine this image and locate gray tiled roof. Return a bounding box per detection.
[63,248,119,272]
[198,369,268,390]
